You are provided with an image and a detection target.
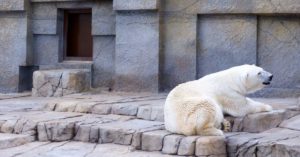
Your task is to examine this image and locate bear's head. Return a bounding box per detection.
[242,64,273,94]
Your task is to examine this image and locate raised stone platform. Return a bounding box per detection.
[0,92,299,156]
[32,69,91,97]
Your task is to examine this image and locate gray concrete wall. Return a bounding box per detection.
[0,0,32,92]
[0,0,299,97]
[160,0,300,97]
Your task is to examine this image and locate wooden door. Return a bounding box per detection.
[64,9,92,60]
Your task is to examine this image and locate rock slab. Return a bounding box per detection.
[32,69,90,97]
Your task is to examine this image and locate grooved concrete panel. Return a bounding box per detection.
[92,1,115,35]
[92,36,115,88]
[161,13,197,90]
[33,35,59,65]
[0,13,28,92]
[115,12,159,92]
[258,16,300,89]
[197,15,257,77]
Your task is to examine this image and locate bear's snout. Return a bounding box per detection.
[263,73,273,85]
[268,75,273,81]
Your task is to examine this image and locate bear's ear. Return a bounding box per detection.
[242,71,249,84]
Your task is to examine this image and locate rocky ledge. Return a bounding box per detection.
[0,92,299,157]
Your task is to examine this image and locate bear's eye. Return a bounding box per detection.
[258,72,261,75]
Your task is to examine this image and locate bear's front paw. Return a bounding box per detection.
[261,104,273,112]
[221,119,231,132]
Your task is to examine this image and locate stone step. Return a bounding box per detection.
[226,127,300,157]
[43,97,300,133]
[5,92,297,134]
[43,98,165,121]
[0,97,299,156]
[32,69,91,97]
[0,110,226,156]
[1,142,178,157]
[39,61,92,71]
[0,133,34,149]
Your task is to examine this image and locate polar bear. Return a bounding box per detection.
[164,64,273,136]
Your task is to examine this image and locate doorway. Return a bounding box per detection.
[63,9,93,60]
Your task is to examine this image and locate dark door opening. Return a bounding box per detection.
[64,9,92,60]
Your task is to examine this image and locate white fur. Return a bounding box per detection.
[164,64,273,136]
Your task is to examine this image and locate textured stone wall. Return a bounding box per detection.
[31,0,116,89]
[0,0,299,96]
[197,15,257,77]
[0,0,32,92]
[113,0,159,92]
[114,11,159,92]
[160,0,300,97]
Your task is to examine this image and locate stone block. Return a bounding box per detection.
[99,127,134,145]
[112,103,141,116]
[177,136,199,156]
[258,16,300,89]
[195,136,226,156]
[89,126,99,143]
[36,114,124,142]
[37,123,48,141]
[280,115,300,131]
[242,110,285,133]
[141,130,172,151]
[0,120,18,133]
[74,125,91,142]
[92,36,115,88]
[98,119,164,145]
[32,69,90,97]
[54,100,79,112]
[197,15,257,77]
[91,104,112,115]
[61,70,91,94]
[137,106,152,120]
[0,133,34,149]
[162,134,183,154]
[74,102,98,113]
[115,12,159,92]
[45,121,75,141]
[150,106,164,121]
[226,128,300,157]
[161,13,197,90]
[113,0,158,11]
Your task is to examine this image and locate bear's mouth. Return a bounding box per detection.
[263,82,271,85]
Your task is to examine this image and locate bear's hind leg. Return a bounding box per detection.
[199,127,224,136]
[194,107,224,136]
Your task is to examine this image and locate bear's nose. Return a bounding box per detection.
[269,75,273,81]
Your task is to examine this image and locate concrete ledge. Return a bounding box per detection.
[250,88,300,98]
[113,0,158,11]
[31,0,86,2]
[0,0,25,11]
[164,0,300,14]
